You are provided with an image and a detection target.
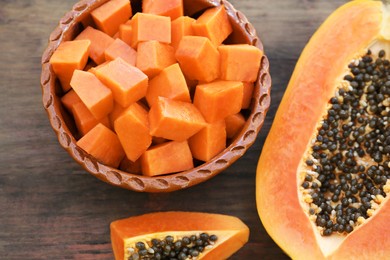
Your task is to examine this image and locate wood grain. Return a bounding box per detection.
[0,0,347,259]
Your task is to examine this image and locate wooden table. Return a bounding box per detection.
[0,0,347,258]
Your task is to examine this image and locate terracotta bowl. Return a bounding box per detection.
[40,0,271,192]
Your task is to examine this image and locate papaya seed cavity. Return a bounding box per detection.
[126,232,218,260]
[300,49,390,236]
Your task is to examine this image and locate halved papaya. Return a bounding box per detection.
[256,1,390,259]
[110,212,249,260]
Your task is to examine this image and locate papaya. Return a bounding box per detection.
[110,212,249,260]
[256,1,390,259]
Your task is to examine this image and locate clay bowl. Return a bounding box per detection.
[40,0,271,192]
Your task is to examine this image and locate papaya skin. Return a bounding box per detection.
[110,212,249,260]
[256,1,388,259]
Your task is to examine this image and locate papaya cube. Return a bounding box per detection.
[95,58,148,108]
[142,0,183,21]
[242,82,255,109]
[146,63,191,106]
[61,90,82,114]
[49,40,90,92]
[194,80,243,123]
[114,102,152,162]
[175,36,220,82]
[105,38,137,66]
[171,16,195,50]
[70,70,113,120]
[91,0,132,36]
[119,21,133,47]
[131,13,171,48]
[218,44,263,82]
[225,113,246,139]
[149,97,206,141]
[188,120,226,162]
[192,5,232,46]
[77,123,125,168]
[75,26,114,64]
[136,41,176,78]
[140,141,194,176]
[72,102,111,136]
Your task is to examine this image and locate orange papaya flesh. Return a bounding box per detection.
[49,40,91,92]
[49,0,263,177]
[140,140,193,176]
[142,0,183,21]
[256,1,390,259]
[110,212,249,260]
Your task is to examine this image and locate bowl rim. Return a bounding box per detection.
[40,0,272,193]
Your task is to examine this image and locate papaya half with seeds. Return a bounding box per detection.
[110,212,249,260]
[256,0,390,259]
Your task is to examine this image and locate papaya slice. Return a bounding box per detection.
[110,212,249,260]
[256,1,390,259]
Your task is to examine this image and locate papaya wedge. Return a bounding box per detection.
[110,212,249,260]
[256,0,390,259]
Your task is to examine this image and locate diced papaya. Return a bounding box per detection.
[146,63,191,106]
[49,40,90,92]
[91,0,132,36]
[171,16,195,50]
[149,97,206,141]
[192,5,232,46]
[61,89,82,114]
[140,140,194,176]
[136,41,176,78]
[119,20,133,46]
[242,82,255,109]
[105,38,137,66]
[188,120,226,162]
[225,113,246,139]
[131,13,171,48]
[77,123,125,168]
[70,70,113,120]
[114,102,152,162]
[119,157,142,174]
[194,80,243,123]
[142,0,183,21]
[72,102,111,136]
[175,36,220,82]
[95,57,148,108]
[218,44,263,82]
[75,26,114,64]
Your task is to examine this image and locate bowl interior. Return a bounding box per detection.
[41,0,272,192]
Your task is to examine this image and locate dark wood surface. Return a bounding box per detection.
[0,0,348,259]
